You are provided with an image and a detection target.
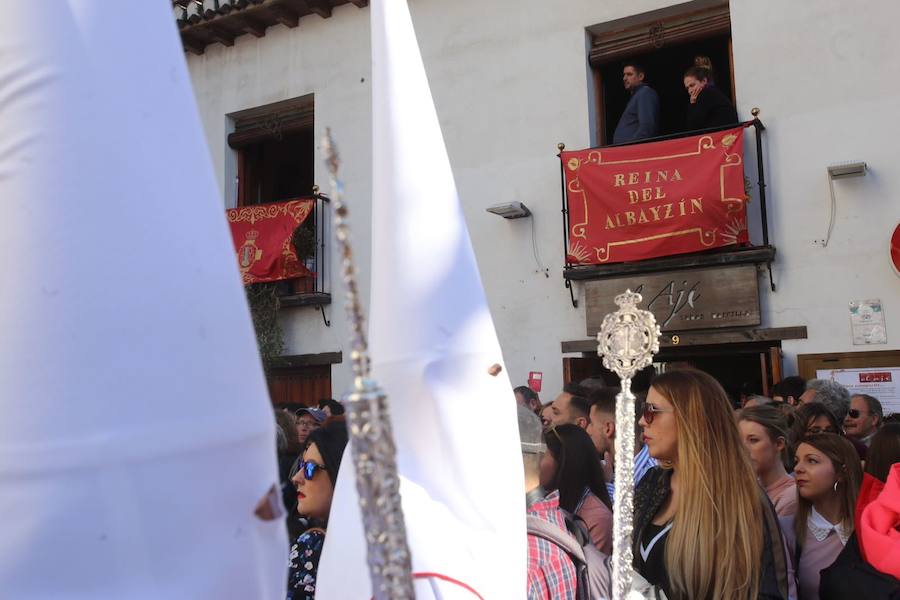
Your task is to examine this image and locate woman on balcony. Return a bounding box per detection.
[683,56,738,131]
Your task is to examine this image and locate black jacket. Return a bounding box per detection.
[819,534,900,600]
[686,85,738,131]
[633,467,790,599]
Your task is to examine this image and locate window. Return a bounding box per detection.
[228,95,329,300]
[589,3,734,145]
[228,95,315,206]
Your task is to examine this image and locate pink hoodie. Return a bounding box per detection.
[859,463,900,579]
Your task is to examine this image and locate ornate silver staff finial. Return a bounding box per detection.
[597,289,660,600]
[322,128,415,599]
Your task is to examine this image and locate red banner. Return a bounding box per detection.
[226,199,314,285]
[562,125,749,265]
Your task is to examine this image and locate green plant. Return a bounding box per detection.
[291,222,316,260]
[245,282,284,370]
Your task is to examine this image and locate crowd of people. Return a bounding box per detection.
[269,368,899,600]
[274,399,349,600]
[613,55,739,145]
[519,370,900,599]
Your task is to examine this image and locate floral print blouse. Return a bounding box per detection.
[287,527,326,600]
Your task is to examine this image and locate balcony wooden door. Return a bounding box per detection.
[267,364,331,408]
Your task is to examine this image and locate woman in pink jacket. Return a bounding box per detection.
[739,404,798,517]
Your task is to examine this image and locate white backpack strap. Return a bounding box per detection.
[526,515,587,563]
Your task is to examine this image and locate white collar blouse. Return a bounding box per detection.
[808,506,851,546]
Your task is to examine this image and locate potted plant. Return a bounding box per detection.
[291,221,317,294]
[245,282,284,371]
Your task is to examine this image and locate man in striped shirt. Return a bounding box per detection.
[586,388,657,501]
[518,406,578,599]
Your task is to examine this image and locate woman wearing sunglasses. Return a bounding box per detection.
[286,420,348,600]
[739,404,798,517]
[634,368,790,600]
[788,402,842,451]
[540,424,613,553]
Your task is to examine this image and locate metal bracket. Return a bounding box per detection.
[319,304,331,327]
[565,278,578,309]
[767,262,776,292]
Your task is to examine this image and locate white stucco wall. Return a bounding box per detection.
[730,0,900,371]
[186,0,900,399]
[187,3,373,400]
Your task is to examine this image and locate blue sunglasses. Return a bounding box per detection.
[297,459,327,481]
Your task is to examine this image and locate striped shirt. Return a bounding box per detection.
[606,445,657,502]
[526,490,578,600]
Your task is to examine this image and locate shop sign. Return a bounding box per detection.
[585,264,760,334]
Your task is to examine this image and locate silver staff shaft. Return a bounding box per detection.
[598,289,661,600]
[612,379,636,599]
[323,129,415,599]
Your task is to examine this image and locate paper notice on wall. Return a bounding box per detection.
[849,299,887,345]
[528,371,543,393]
[816,367,900,414]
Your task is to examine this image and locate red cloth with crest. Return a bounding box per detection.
[226,199,314,285]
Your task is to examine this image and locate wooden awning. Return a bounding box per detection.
[173,0,368,54]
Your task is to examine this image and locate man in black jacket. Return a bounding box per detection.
[613,62,660,144]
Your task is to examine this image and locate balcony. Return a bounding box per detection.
[559,116,775,293]
[277,191,331,310]
[172,0,368,54]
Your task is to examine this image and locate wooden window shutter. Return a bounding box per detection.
[589,4,731,67]
[227,95,315,149]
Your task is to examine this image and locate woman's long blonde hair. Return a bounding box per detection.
[651,369,764,600]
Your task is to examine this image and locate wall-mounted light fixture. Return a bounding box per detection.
[827,161,867,180]
[486,201,531,219]
[485,201,549,277]
[819,161,868,247]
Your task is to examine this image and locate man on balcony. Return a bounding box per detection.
[613,62,660,144]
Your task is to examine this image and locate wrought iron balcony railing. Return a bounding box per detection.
[277,190,331,315]
[558,112,774,308]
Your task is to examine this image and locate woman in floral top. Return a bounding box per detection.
[286,418,348,600]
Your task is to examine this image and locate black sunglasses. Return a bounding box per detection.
[296,459,327,481]
[806,425,838,435]
[642,402,673,425]
[847,409,863,419]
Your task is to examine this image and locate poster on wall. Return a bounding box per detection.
[849,299,887,345]
[816,367,900,415]
[528,371,543,393]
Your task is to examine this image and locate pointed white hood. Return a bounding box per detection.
[0,2,286,597]
[316,0,526,597]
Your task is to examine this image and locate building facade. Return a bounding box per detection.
[178,0,900,407]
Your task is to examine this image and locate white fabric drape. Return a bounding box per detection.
[0,3,286,597]
[316,0,526,598]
